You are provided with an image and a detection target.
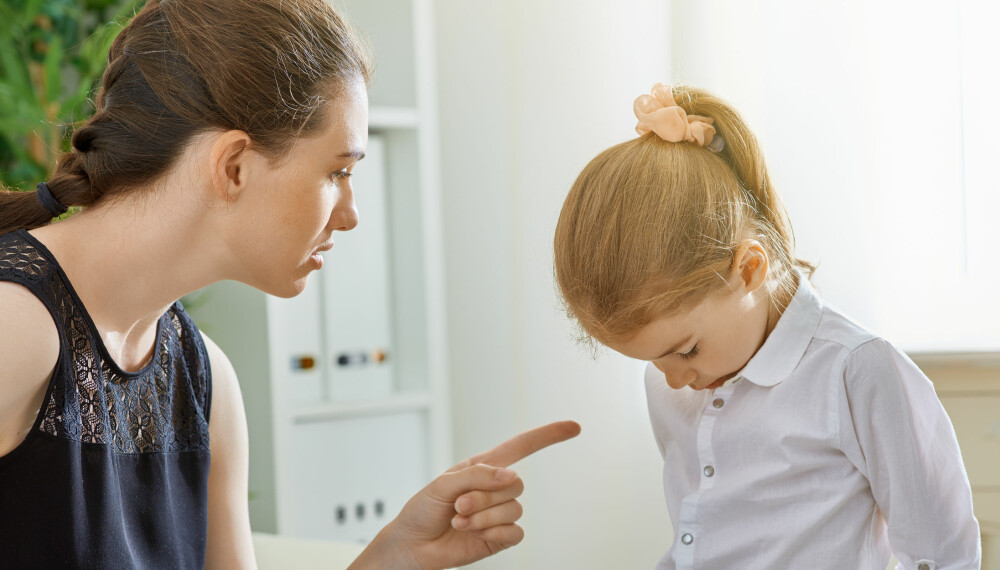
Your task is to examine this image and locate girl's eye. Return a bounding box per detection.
[331,170,352,181]
[679,344,699,360]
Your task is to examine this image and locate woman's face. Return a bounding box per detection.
[226,81,369,297]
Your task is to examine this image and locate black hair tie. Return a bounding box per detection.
[36,182,69,217]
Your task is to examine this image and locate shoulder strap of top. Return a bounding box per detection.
[0,230,212,453]
[165,301,214,423]
[0,230,62,301]
[0,230,93,444]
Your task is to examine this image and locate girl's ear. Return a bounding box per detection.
[731,239,769,293]
[208,130,253,203]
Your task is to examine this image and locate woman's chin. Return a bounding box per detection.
[247,272,311,299]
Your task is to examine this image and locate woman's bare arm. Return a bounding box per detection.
[202,332,257,569]
[0,282,59,458]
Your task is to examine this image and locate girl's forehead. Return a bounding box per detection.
[623,293,735,353]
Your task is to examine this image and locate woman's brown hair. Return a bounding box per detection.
[0,0,373,233]
[554,85,814,347]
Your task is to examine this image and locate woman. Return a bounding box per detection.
[0,0,579,567]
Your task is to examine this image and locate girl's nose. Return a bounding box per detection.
[655,361,697,389]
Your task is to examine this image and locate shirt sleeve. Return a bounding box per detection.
[644,362,668,459]
[842,338,981,569]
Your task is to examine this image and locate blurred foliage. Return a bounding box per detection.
[0,0,144,191]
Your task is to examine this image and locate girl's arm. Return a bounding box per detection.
[843,338,981,569]
[202,333,258,569]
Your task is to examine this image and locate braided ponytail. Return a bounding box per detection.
[0,0,373,235]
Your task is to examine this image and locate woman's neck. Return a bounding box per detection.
[28,193,228,371]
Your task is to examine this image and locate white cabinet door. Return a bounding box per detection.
[283,411,429,542]
[268,276,326,406]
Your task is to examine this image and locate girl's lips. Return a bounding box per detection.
[692,375,733,391]
[705,377,728,390]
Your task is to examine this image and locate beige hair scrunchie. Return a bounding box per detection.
[633,83,724,152]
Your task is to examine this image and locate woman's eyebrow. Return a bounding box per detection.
[654,334,692,359]
[337,150,365,160]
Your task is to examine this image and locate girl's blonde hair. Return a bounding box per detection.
[554,85,814,347]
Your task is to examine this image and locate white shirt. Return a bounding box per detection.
[644,277,981,570]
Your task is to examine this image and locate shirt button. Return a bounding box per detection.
[681,533,693,545]
[712,398,724,408]
[703,465,715,477]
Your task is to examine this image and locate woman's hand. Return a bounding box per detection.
[350,421,581,570]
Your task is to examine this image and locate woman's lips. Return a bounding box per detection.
[310,241,334,269]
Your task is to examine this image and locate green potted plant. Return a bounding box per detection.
[0,0,143,192]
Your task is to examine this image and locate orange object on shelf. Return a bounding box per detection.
[292,356,316,370]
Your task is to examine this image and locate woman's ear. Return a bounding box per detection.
[208,130,253,203]
[731,239,769,293]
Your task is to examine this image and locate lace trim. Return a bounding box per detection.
[1,232,210,454]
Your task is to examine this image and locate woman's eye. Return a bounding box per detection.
[331,170,352,181]
[679,344,699,360]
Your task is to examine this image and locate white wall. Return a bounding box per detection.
[670,0,1000,353]
[434,1,674,568]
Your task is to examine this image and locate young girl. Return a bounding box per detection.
[554,84,980,569]
[0,0,578,567]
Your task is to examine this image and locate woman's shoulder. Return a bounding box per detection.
[0,281,60,457]
[0,281,60,371]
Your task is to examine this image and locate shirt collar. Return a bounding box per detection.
[734,273,824,388]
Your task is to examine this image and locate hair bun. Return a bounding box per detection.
[71,125,97,153]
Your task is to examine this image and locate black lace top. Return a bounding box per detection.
[0,229,212,568]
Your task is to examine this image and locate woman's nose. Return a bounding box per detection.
[332,183,359,231]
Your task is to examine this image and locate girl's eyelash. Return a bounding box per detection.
[679,344,699,360]
[332,171,352,180]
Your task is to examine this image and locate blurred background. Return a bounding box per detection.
[2,0,997,568]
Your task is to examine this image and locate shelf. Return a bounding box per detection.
[909,351,1000,368]
[292,394,432,424]
[368,106,420,129]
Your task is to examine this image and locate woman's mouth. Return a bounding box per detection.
[310,241,334,269]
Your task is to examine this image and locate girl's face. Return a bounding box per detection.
[225,81,368,297]
[608,256,774,391]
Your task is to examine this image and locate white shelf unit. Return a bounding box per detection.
[186,0,452,541]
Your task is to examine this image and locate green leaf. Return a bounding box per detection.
[0,46,36,107]
[0,4,16,40]
[44,35,64,103]
[0,137,39,170]
[18,0,45,30]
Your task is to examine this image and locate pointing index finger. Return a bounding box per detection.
[452,421,581,471]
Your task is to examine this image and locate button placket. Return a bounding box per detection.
[674,385,735,567]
